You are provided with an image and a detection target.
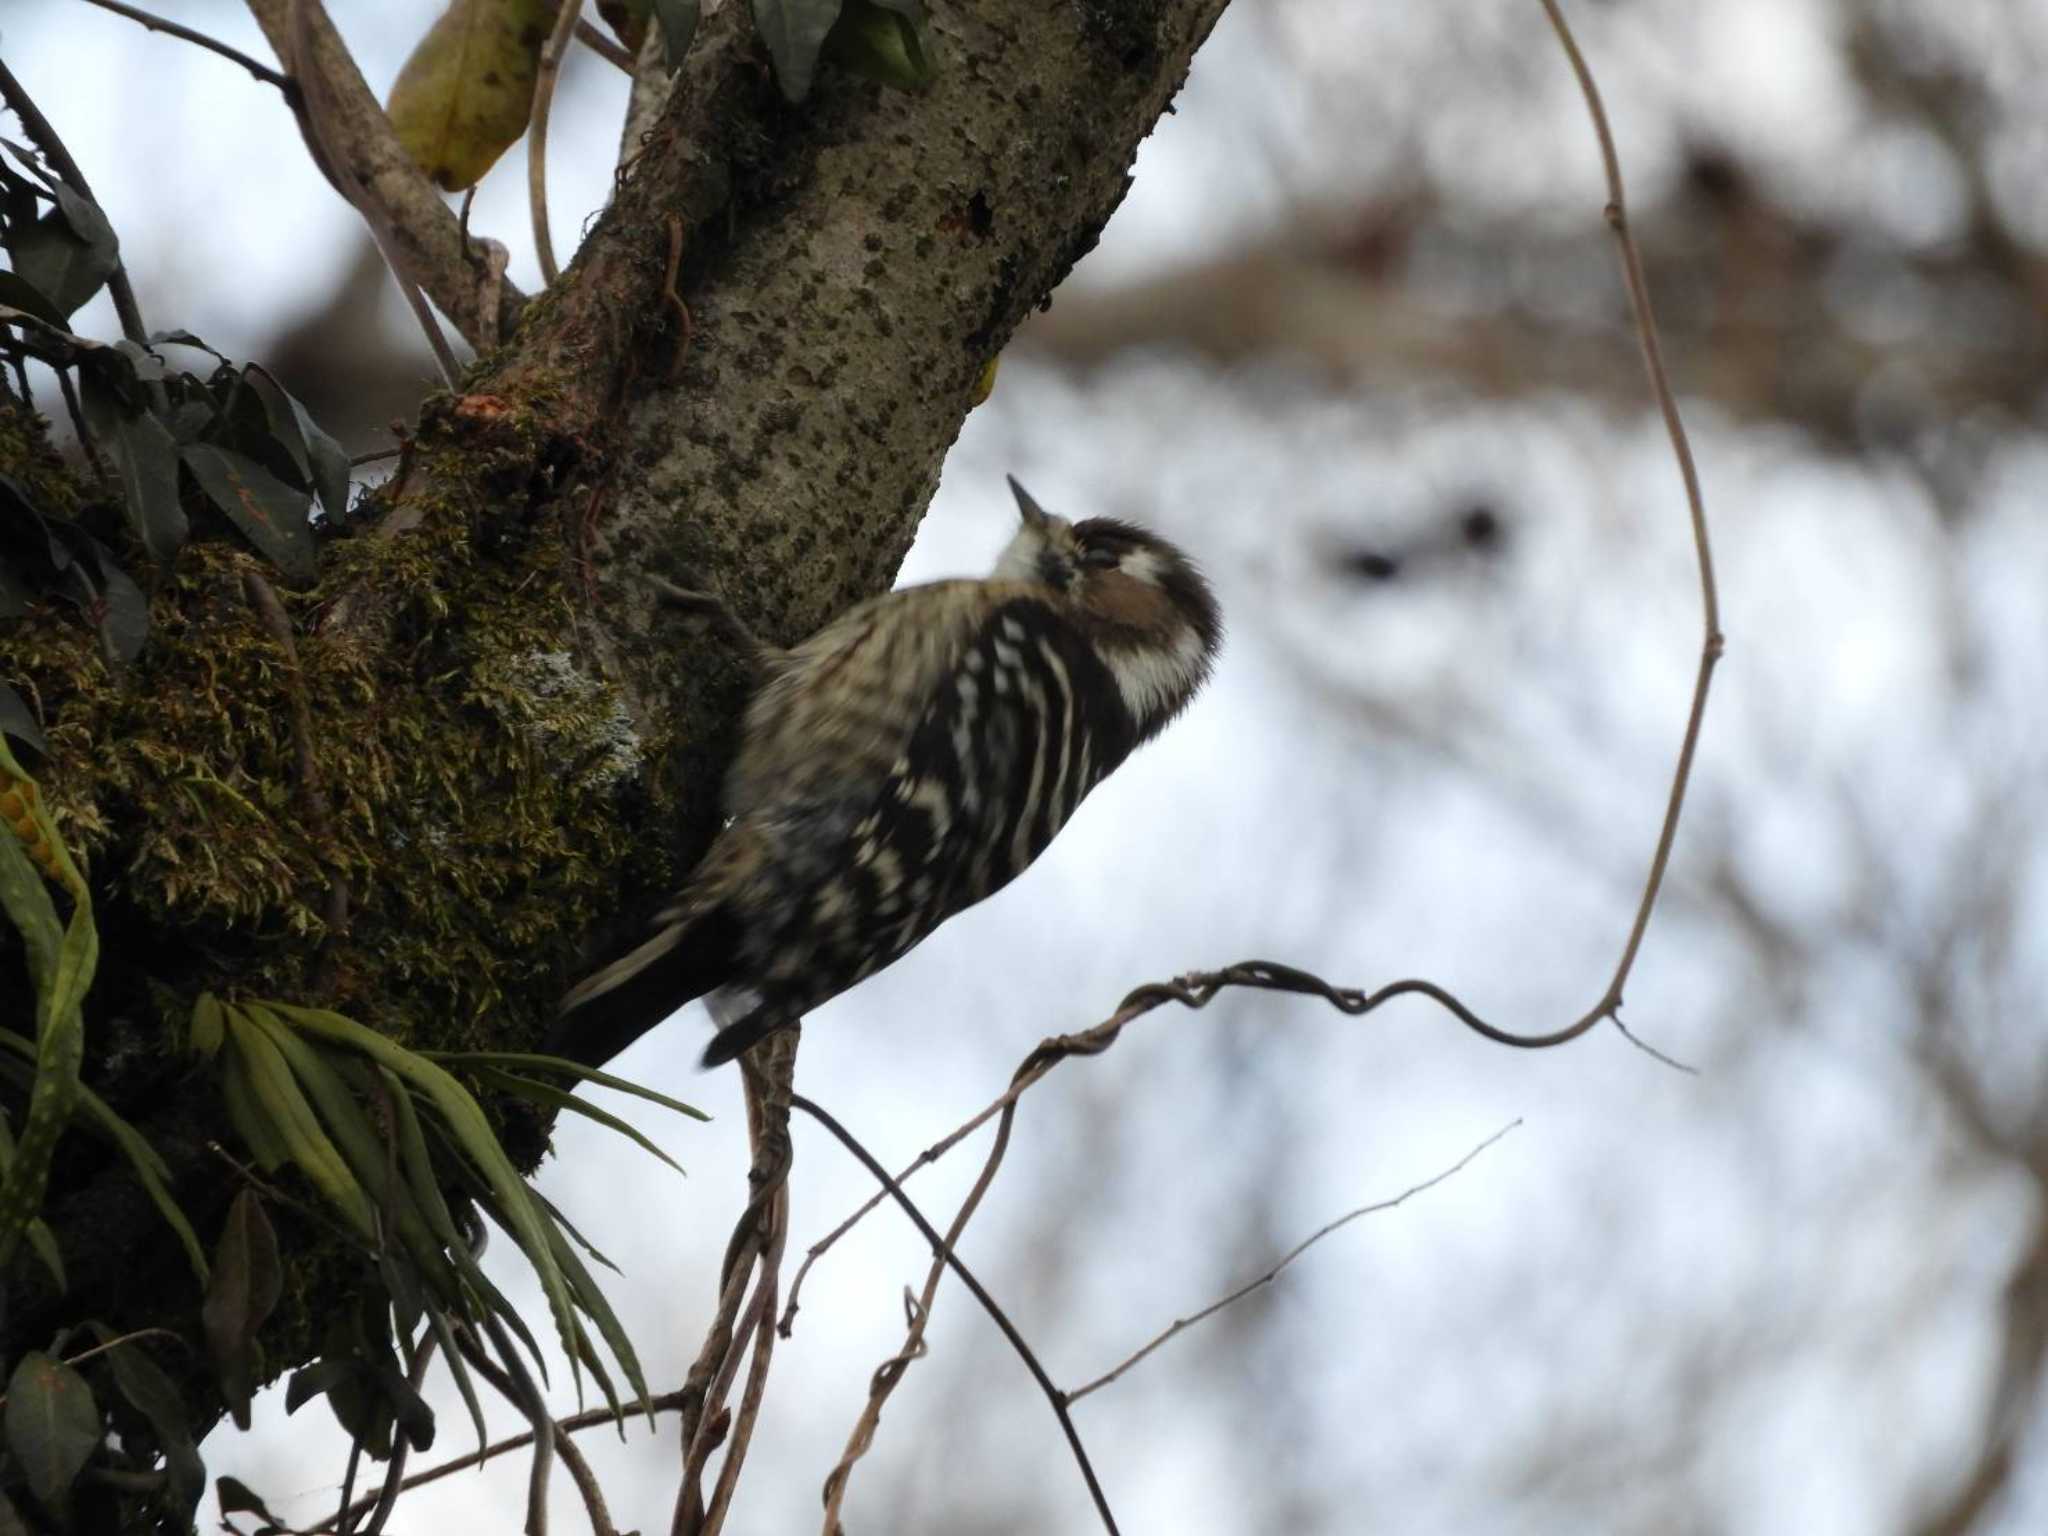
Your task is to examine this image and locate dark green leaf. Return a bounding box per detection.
[190,993,225,1058]
[283,1356,359,1416]
[110,339,166,383]
[424,1303,489,1458]
[371,1354,437,1452]
[476,1065,686,1176]
[0,269,69,329]
[652,0,699,69]
[826,0,934,90]
[226,366,309,487]
[179,444,316,583]
[11,186,120,318]
[202,1189,283,1430]
[3,1351,99,1513]
[77,377,187,563]
[0,1490,30,1536]
[0,685,47,758]
[289,394,351,522]
[86,1324,204,1513]
[82,538,148,663]
[751,0,843,101]
[427,1050,710,1121]
[147,328,221,358]
[214,1474,286,1530]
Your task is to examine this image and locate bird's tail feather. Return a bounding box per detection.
[546,905,737,1068]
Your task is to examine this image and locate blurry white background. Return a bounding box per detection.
[8,0,2048,1531]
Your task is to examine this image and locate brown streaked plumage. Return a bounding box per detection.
[550,477,1222,1068]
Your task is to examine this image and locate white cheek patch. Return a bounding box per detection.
[1118,547,1167,585]
[1104,622,1210,728]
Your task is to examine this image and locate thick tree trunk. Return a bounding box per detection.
[0,0,1228,1449]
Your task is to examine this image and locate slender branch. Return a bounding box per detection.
[79,0,295,91]
[0,57,149,344]
[673,1029,796,1536]
[326,1392,691,1530]
[1535,0,1723,1011]
[528,0,586,286]
[575,18,635,72]
[1065,1120,1522,1405]
[699,1198,785,1533]
[54,367,108,484]
[455,1334,620,1536]
[793,1093,1122,1536]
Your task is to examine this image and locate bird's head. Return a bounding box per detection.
[992,476,1222,739]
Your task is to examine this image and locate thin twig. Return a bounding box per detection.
[79,0,295,90]
[794,1093,1121,1536]
[673,1029,796,1536]
[54,365,109,485]
[1536,0,1723,1012]
[1065,1120,1523,1405]
[575,18,635,71]
[700,1223,783,1534]
[332,1437,365,1536]
[326,1392,691,1530]
[0,57,149,345]
[528,0,586,285]
[456,1335,621,1536]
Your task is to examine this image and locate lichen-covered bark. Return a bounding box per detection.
[0,0,1229,1444]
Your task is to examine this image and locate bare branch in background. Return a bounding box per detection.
[576,18,635,72]
[81,0,296,90]
[1066,1120,1522,1404]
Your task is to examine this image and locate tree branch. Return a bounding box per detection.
[242,0,526,347]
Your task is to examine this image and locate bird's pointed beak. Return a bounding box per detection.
[1008,476,1050,530]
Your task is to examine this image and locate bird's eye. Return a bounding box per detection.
[1079,546,1121,570]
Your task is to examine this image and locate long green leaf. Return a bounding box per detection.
[223,1006,374,1238]
[0,739,93,1269]
[426,1050,709,1121]
[473,1066,686,1176]
[269,1006,581,1391]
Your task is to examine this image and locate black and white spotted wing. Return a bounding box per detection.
[791,596,1139,994]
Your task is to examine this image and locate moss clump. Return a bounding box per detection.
[7,407,677,1058]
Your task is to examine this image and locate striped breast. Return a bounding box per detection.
[734,594,1138,1008]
